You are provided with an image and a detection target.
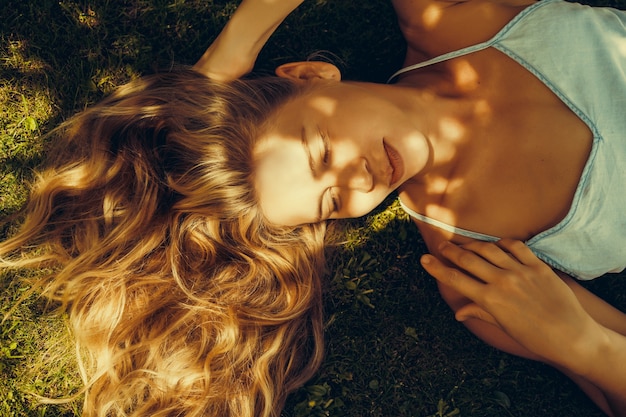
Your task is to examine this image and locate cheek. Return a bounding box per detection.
[330,110,379,146]
[330,137,362,161]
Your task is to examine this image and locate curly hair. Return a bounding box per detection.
[0,68,327,417]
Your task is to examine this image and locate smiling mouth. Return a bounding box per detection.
[383,140,404,186]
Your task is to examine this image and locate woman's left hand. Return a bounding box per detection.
[421,239,601,368]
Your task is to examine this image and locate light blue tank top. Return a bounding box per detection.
[392,0,626,280]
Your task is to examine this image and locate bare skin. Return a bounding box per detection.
[393,0,591,244]
[193,0,304,80]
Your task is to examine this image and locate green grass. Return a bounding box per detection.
[1,0,626,416]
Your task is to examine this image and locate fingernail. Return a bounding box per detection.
[421,255,431,265]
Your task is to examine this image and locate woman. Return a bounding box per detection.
[1,1,624,417]
[198,0,626,415]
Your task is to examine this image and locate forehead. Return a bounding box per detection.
[254,129,319,226]
[252,85,346,226]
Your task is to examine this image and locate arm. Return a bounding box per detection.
[193,0,304,81]
[421,239,626,417]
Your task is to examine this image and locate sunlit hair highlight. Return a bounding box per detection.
[0,68,326,417]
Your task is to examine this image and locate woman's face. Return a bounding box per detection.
[253,81,427,226]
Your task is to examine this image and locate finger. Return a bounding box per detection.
[437,241,506,283]
[459,240,520,270]
[455,303,500,327]
[496,239,542,266]
[421,254,485,300]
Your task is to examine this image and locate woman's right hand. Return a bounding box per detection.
[421,239,601,368]
[193,0,304,81]
[422,239,626,416]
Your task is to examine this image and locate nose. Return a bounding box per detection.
[339,157,373,192]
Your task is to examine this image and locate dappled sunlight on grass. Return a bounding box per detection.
[14,316,84,410]
[89,66,142,95]
[0,85,52,156]
[0,52,55,214]
[339,198,411,250]
[1,0,624,415]
[1,40,50,74]
[59,2,100,29]
[367,199,410,232]
[0,272,83,415]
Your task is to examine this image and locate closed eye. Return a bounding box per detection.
[318,126,331,165]
[329,188,340,215]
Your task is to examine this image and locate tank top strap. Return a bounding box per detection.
[398,199,500,242]
[387,40,494,83]
[387,0,557,83]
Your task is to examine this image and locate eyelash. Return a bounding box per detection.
[319,128,331,165]
[317,127,338,214]
[330,189,339,212]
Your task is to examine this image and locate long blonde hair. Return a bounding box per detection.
[0,68,327,417]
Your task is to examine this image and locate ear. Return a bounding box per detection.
[275,61,341,82]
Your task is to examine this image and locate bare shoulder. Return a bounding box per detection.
[394,0,537,58]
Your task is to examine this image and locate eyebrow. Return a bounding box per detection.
[301,126,324,222]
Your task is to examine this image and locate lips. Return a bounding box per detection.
[383,140,404,186]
